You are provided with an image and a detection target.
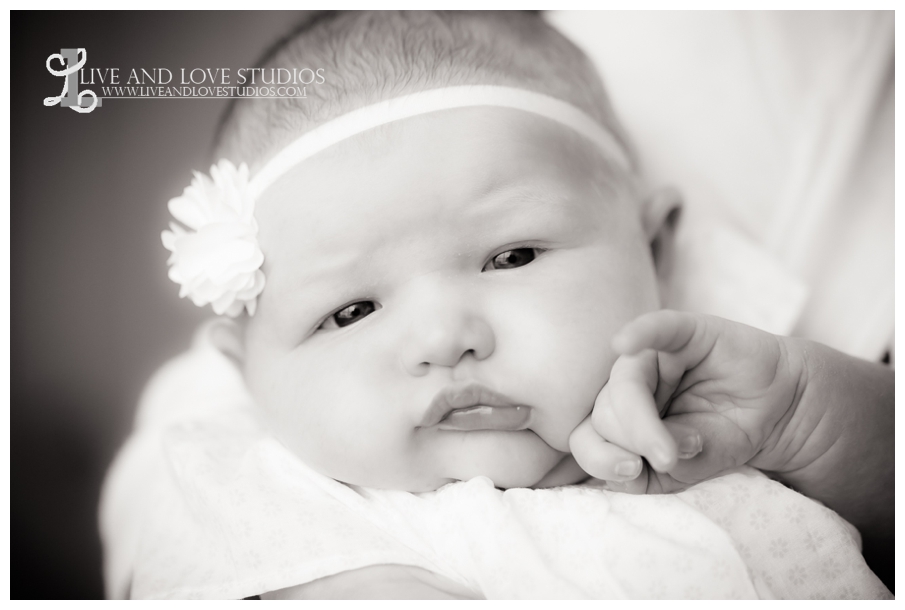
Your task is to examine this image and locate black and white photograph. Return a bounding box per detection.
[10,9,896,599]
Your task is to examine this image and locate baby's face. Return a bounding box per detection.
[242,108,661,491]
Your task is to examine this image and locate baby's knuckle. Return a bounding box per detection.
[590,402,618,433]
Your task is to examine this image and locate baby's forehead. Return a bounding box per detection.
[252,109,636,298]
[257,107,620,229]
[316,108,620,188]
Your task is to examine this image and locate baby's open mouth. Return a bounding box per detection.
[419,382,532,431]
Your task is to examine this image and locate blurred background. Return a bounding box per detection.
[12,11,303,598]
[11,10,893,599]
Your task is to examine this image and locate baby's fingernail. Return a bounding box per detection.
[615,460,642,479]
[605,479,628,492]
[678,434,703,459]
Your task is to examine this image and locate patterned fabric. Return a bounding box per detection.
[99,328,891,599]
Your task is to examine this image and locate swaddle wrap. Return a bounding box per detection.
[99,325,891,599]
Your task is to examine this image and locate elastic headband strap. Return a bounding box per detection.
[247,85,630,199]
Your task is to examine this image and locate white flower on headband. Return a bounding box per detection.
[161,159,266,317]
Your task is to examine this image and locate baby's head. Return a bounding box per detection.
[188,11,680,492]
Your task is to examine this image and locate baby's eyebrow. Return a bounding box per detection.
[465,180,574,219]
[271,181,586,321]
[275,250,363,296]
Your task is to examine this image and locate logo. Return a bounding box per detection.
[43,48,326,113]
[44,48,102,113]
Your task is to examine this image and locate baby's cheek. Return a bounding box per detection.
[487,317,603,451]
[269,354,418,487]
[511,292,638,449]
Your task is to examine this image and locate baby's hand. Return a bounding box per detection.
[569,310,807,494]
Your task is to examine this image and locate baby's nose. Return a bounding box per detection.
[400,293,495,376]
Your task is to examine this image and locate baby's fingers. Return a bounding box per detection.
[612,310,703,357]
[569,417,644,482]
[595,350,678,471]
[600,463,691,496]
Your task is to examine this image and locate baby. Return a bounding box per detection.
[101,11,893,599]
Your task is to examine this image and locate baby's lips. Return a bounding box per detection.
[420,381,528,428]
[437,405,532,432]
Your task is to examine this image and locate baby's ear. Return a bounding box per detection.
[640,186,683,285]
[209,317,247,369]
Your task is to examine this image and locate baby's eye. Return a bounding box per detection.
[321,301,379,330]
[483,247,541,272]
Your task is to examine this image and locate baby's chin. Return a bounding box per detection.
[430,429,574,491]
[465,453,589,490]
[300,430,578,493]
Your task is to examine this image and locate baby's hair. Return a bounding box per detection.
[213,11,637,171]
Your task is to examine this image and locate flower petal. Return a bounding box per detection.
[162,160,266,318]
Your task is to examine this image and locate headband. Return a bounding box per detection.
[161,85,631,317]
